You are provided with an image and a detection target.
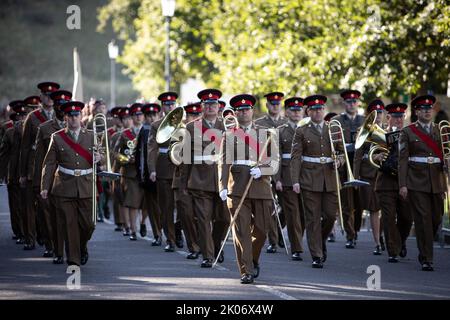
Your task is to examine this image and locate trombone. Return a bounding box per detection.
[439,120,450,219]
[92,113,121,225]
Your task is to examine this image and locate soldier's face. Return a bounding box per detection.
[122,117,133,128]
[145,113,160,123]
[387,114,404,130]
[266,102,281,115]
[162,103,175,114]
[416,108,433,123]
[309,108,324,123]
[344,99,359,115]
[186,113,201,123]
[236,108,253,124]
[132,113,144,125]
[66,114,82,129]
[94,104,107,115]
[286,109,302,122]
[375,111,384,125]
[41,94,53,108]
[203,102,219,118]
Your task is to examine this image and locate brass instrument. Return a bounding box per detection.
[92,113,121,224]
[116,138,137,165]
[328,119,370,187]
[222,107,239,130]
[297,117,311,127]
[355,111,389,169]
[156,107,187,166]
[439,120,450,219]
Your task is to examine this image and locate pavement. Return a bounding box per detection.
[0,185,449,300]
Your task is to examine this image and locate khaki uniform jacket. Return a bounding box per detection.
[218,123,279,199]
[398,122,446,194]
[20,108,53,180]
[113,128,138,179]
[0,120,14,144]
[184,118,225,193]
[290,122,339,192]
[353,141,378,180]
[41,128,95,198]
[0,121,23,183]
[33,119,65,188]
[254,114,287,128]
[147,119,175,180]
[275,123,296,187]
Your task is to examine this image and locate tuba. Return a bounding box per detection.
[355,110,389,169]
[92,113,121,224]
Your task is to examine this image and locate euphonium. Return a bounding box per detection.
[156,107,186,166]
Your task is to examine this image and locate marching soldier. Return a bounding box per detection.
[173,102,202,259]
[353,100,384,255]
[291,95,342,268]
[41,101,102,266]
[34,91,71,263]
[0,101,31,244]
[255,92,287,253]
[375,103,412,263]
[20,82,59,251]
[183,89,227,267]
[275,97,306,261]
[114,103,145,241]
[399,95,445,271]
[218,100,226,119]
[331,89,364,248]
[135,102,163,245]
[109,106,126,231]
[219,94,279,284]
[148,92,178,252]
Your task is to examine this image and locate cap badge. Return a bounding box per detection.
[315,99,319,104]
[209,93,212,97]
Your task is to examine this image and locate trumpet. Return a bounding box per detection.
[328,119,370,188]
[92,113,121,224]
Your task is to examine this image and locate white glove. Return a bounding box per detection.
[219,189,228,201]
[250,167,262,179]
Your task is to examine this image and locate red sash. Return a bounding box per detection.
[409,124,443,161]
[34,110,47,124]
[58,131,93,165]
[124,129,135,141]
[108,128,116,136]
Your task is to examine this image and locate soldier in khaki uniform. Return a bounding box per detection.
[255,92,287,254]
[219,94,279,284]
[148,92,178,252]
[114,103,145,241]
[135,103,163,245]
[20,82,60,251]
[0,101,31,244]
[41,101,101,266]
[275,97,305,261]
[374,103,412,263]
[399,95,445,271]
[109,107,126,231]
[291,95,342,268]
[331,90,365,249]
[173,102,202,259]
[34,91,70,264]
[183,89,227,267]
[353,100,385,255]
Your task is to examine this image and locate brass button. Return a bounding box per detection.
[76,162,80,165]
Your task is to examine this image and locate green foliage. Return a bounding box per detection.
[98,0,450,103]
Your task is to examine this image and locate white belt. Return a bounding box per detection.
[408,156,441,164]
[193,155,218,162]
[58,165,93,177]
[159,147,169,154]
[233,160,257,166]
[302,156,333,164]
[282,153,291,159]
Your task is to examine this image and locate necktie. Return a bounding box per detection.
[71,131,78,142]
[316,124,322,134]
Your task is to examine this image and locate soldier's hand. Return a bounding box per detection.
[276,181,283,191]
[40,190,48,199]
[399,186,408,200]
[93,152,101,164]
[219,189,228,201]
[150,171,157,182]
[333,159,341,169]
[250,167,262,179]
[293,183,300,194]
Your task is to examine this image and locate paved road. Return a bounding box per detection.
[0,186,449,300]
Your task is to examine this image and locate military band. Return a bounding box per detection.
[2,80,448,284]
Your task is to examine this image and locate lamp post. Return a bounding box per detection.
[161,0,176,91]
[108,40,119,108]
